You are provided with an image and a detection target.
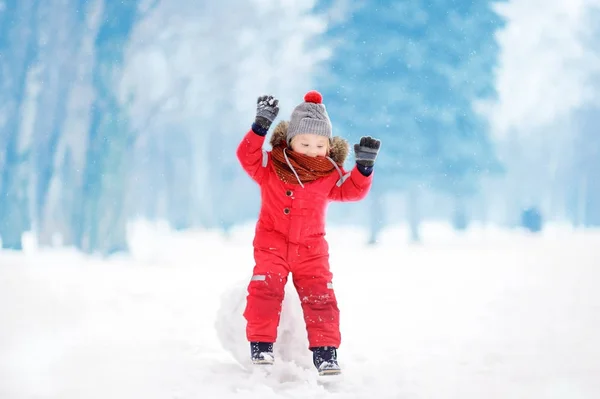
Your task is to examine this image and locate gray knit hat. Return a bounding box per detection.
[286,90,332,146]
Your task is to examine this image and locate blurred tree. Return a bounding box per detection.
[567,5,600,228]
[121,0,330,235]
[30,0,86,247]
[74,0,142,255]
[40,0,105,249]
[318,0,505,242]
[569,105,600,227]
[0,0,38,250]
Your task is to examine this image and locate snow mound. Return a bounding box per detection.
[214,278,314,371]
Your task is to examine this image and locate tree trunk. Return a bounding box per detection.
[0,0,38,250]
[367,187,384,245]
[407,186,421,243]
[75,0,139,256]
[452,195,469,231]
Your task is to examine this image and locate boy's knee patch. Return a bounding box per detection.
[247,272,287,297]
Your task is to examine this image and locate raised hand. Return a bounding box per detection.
[255,95,280,131]
[354,136,381,167]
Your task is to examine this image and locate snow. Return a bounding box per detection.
[1,222,600,398]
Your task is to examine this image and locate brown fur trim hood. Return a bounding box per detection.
[268,120,349,165]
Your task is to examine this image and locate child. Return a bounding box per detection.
[236,90,381,376]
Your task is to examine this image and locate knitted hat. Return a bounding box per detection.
[286,90,332,146]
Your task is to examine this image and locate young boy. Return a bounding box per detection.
[236,91,381,375]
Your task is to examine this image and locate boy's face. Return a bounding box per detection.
[290,134,329,157]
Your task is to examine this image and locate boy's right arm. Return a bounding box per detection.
[236,95,280,185]
[236,128,269,184]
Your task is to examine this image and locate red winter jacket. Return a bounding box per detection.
[237,121,373,248]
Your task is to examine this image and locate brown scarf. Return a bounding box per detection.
[270,146,341,185]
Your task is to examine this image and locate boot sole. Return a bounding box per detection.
[318,368,342,376]
[252,359,274,365]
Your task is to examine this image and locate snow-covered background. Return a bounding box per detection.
[2,0,600,254]
[1,222,599,398]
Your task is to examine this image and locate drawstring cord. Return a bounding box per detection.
[326,156,344,180]
[283,148,304,188]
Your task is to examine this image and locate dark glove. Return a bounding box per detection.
[354,136,381,167]
[253,95,280,136]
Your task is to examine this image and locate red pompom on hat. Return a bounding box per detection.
[304,90,322,104]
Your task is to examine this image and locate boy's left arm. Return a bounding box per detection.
[329,136,381,202]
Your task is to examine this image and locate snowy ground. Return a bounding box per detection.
[1,222,599,399]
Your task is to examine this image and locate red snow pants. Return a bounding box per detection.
[243,233,340,348]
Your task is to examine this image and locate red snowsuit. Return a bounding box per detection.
[236,122,373,349]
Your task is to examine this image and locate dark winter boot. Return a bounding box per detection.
[250,342,274,365]
[311,346,341,375]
